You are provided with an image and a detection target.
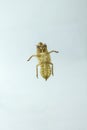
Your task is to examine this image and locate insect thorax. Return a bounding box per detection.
[37,52,51,63]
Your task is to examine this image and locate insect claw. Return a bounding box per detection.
[36,75,38,78]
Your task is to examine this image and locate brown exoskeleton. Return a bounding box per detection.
[27,42,59,80]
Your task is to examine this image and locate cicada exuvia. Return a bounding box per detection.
[27,42,59,80]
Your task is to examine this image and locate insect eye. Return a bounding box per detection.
[44,44,47,47]
[37,46,40,48]
[39,42,43,45]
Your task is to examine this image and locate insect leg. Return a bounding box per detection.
[36,63,41,78]
[47,62,54,76]
[50,63,54,76]
[48,50,59,54]
[27,55,38,61]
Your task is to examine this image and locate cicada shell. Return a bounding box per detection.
[27,42,59,80]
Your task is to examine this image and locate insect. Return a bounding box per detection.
[27,42,59,80]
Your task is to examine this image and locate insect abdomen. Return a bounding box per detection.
[40,64,51,80]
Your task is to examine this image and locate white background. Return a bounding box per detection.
[0,0,87,130]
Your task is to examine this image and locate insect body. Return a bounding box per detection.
[27,42,59,80]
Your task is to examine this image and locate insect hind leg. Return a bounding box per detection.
[36,63,41,78]
[47,62,54,76]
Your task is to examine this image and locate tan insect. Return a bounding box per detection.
[27,42,59,80]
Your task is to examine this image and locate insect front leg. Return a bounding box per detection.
[36,63,41,78]
[27,54,38,61]
[48,50,59,54]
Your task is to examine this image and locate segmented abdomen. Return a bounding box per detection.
[40,64,51,80]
